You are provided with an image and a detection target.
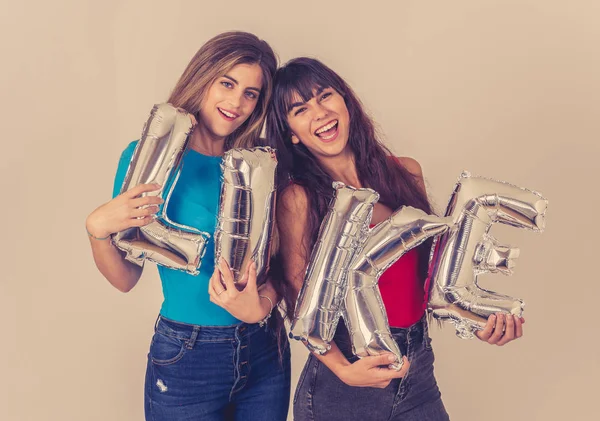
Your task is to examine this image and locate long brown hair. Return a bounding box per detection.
[266,57,434,321]
[167,31,277,149]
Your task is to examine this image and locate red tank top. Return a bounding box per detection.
[373,226,425,328]
[373,156,427,327]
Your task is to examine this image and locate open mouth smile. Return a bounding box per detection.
[314,119,339,142]
[218,107,239,121]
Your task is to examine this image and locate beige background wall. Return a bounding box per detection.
[1,0,598,420]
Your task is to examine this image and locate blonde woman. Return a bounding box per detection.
[86,32,290,421]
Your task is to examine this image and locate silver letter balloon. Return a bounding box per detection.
[290,182,452,369]
[426,171,548,338]
[214,147,278,286]
[290,182,378,355]
[112,103,209,275]
[344,207,452,369]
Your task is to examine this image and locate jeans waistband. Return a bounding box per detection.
[333,314,429,357]
[155,315,263,341]
[389,314,429,341]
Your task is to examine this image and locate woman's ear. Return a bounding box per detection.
[291,133,300,145]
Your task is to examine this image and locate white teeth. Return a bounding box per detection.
[219,108,236,118]
[315,120,338,134]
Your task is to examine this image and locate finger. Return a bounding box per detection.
[130,205,160,218]
[244,261,258,292]
[208,268,225,296]
[130,195,164,208]
[476,314,496,341]
[488,313,506,345]
[382,356,410,378]
[514,315,524,339]
[218,258,237,293]
[237,261,250,288]
[520,317,526,324]
[208,268,220,292]
[376,357,409,381]
[130,216,155,227]
[364,353,398,369]
[496,314,516,346]
[126,183,162,198]
[396,356,410,378]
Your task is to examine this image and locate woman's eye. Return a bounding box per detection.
[294,107,307,116]
[221,81,233,88]
[245,91,257,100]
[320,92,332,100]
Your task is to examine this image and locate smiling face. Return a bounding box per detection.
[286,87,351,160]
[197,63,264,140]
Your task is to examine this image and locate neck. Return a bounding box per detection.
[318,148,362,188]
[188,122,226,156]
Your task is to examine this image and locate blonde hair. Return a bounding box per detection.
[167,31,277,149]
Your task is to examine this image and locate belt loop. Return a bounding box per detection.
[154,314,162,332]
[186,326,200,350]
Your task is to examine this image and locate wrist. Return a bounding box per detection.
[257,295,274,326]
[330,359,352,382]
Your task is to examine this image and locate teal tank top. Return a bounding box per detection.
[113,141,240,326]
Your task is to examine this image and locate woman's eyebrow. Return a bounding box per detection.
[287,100,306,113]
[223,74,261,93]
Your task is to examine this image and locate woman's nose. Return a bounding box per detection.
[313,103,328,120]
[227,90,243,108]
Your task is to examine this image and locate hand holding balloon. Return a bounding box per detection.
[335,354,410,389]
[112,103,210,274]
[427,171,547,338]
[475,313,525,346]
[208,257,272,324]
[86,184,163,239]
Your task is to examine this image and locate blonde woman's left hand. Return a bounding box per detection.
[208,258,270,324]
[475,313,525,346]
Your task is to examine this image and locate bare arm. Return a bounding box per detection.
[86,183,163,292]
[278,184,408,388]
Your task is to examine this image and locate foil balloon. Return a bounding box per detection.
[112,103,209,275]
[426,171,548,338]
[344,207,453,369]
[214,147,278,286]
[289,182,379,354]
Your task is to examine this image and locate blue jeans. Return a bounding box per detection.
[144,316,291,421]
[293,316,449,420]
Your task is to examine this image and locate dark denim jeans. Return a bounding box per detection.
[144,316,291,421]
[293,316,449,421]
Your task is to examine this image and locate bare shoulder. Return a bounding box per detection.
[397,156,423,177]
[396,156,427,193]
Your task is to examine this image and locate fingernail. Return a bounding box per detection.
[388,355,396,362]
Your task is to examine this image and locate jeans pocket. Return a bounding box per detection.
[423,333,434,352]
[422,321,434,352]
[293,358,312,405]
[150,332,187,366]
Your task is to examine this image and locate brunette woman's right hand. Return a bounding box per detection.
[86,183,163,239]
[336,354,410,389]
